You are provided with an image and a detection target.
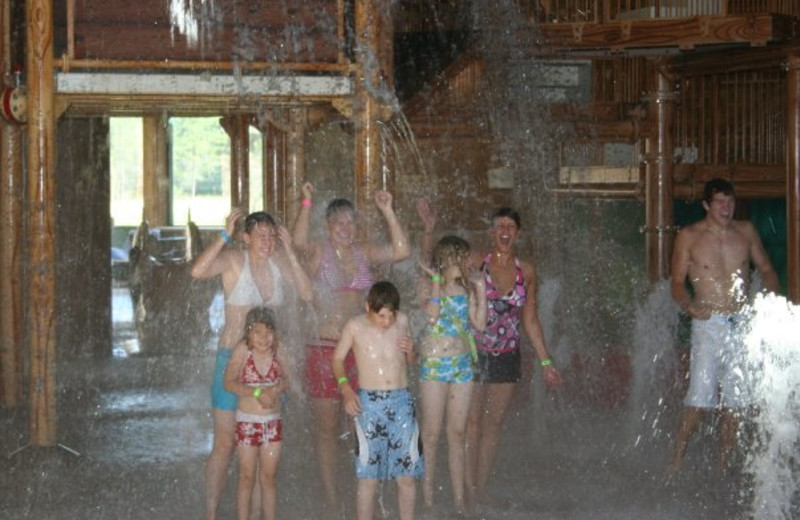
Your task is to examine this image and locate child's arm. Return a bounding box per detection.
[416,198,437,265]
[332,321,361,416]
[223,342,251,396]
[418,261,441,325]
[190,208,243,280]
[276,225,314,302]
[397,315,416,366]
[468,269,488,332]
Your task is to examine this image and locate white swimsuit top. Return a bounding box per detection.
[226,254,284,307]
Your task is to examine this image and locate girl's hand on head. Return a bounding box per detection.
[276,225,292,251]
[226,207,247,235]
[467,268,485,291]
[302,182,314,200]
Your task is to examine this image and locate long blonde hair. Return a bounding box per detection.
[431,235,471,293]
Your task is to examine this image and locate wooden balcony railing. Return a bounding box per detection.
[677,68,785,165]
[517,0,800,24]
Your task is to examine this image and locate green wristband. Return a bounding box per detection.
[253,387,263,398]
[431,274,443,283]
[337,376,349,386]
[540,358,553,367]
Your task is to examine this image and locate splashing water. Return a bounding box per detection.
[742,293,800,519]
[628,281,681,447]
[169,0,210,46]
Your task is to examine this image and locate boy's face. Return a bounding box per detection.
[366,305,397,330]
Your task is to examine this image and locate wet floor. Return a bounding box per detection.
[0,288,754,519]
[1,350,753,520]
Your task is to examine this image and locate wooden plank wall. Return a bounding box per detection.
[62,0,342,63]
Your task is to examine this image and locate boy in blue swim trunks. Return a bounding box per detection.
[332,281,423,520]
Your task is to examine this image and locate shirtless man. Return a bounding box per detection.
[668,178,779,472]
[332,281,423,520]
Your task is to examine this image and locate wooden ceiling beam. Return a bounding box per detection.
[529,14,793,55]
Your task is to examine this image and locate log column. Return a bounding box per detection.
[642,65,678,282]
[221,114,250,210]
[26,0,56,446]
[0,0,23,408]
[284,107,307,226]
[262,118,286,218]
[354,0,392,234]
[0,121,22,408]
[787,55,800,303]
[142,115,169,226]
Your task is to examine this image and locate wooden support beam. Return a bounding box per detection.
[354,0,391,235]
[0,121,23,408]
[537,15,790,53]
[787,55,800,303]
[261,118,286,220]
[643,63,677,282]
[0,0,23,409]
[142,115,169,226]
[26,0,57,446]
[221,114,250,210]
[285,108,307,227]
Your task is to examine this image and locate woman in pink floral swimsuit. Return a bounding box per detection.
[465,207,562,510]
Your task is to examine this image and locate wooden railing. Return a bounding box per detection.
[517,0,799,24]
[676,68,786,164]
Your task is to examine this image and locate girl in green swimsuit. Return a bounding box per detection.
[418,235,487,515]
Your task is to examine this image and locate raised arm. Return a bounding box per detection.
[223,343,251,396]
[367,190,411,264]
[291,182,318,257]
[190,208,244,280]
[276,225,313,302]
[521,261,561,389]
[416,198,437,265]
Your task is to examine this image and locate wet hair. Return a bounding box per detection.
[244,211,278,233]
[702,178,735,204]
[366,281,400,314]
[326,198,356,220]
[491,207,521,229]
[244,306,277,349]
[432,235,471,291]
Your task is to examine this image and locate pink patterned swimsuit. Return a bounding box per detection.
[235,351,284,446]
[474,253,527,355]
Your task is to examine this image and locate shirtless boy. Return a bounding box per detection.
[668,178,779,472]
[332,281,423,520]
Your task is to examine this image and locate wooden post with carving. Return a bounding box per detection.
[643,63,677,282]
[787,55,800,303]
[26,0,57,446]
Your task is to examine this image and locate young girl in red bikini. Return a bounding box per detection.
[224,307,290,520]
